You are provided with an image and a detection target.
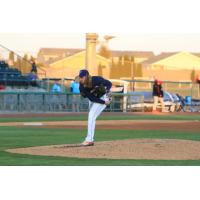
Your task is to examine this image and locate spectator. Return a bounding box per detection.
[27,72,38,81]
[152,79,165,112]
[31,61,37,73]
[27,72,38,87]
[70,77,80,94]
[0,84,5,90]
[51,81,62,93]
[70,76,80,112]
[196,74,200,94]
[195,74,200,83]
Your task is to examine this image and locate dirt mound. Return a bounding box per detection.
[7,139,200,160]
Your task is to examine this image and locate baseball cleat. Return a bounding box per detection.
[81,141,94,146]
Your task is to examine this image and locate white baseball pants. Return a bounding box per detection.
[153,96,165,112]
[85,94,108,142]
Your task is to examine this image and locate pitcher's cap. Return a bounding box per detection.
[79,69,89,77]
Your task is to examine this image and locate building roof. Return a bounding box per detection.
[193,53,200,57]
[38,48,154,58]
[37,48,84,65]
[142,52,177,66]
[49,50,110,67]
[37,48,155,66]
[38,48,83,55]
[142,51,200,67]
[110,50,154,58]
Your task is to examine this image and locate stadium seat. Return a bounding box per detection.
[0,60,38,88]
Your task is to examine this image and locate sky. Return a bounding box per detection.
[0,33,200,56]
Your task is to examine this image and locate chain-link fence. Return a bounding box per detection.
[0,92,144,113]
[1,80,199,113]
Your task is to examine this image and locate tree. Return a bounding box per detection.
[110,58,117,79]
[30,56,35,62]
[130,56,135,63]
[135,64,143,77]
[9,51,14,61]
[98,45,111,59]
[123,55,132,77]
[15,56,22,71]
[110,55,137,79]
[191,69,196,82]
[8,51,15,67]
[124,55,130,61]
[21,54,31,74]
[98,64,103,76]
[130,56,136,79]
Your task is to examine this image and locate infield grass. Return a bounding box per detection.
[0,113,200,123]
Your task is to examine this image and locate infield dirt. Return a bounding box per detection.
[7,139,200,160]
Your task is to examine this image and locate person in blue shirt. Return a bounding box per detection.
[70,77,80,112]
[70,77,80,94]
[78,69,112,146]
[51,81,61,93]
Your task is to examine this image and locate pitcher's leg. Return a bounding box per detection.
[85,103,106,142]
[94,103,107,120]
[85,103,100,142]
[89,104,106,141]
[85,104,94,142]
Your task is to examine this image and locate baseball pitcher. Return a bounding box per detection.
[78,69,112,146]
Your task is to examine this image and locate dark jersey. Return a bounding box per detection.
[80,76,112,104]
[153,84,164,97]
[31,63,37,73]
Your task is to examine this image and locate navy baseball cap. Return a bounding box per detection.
[79,69,89,77]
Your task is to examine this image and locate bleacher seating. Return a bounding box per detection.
[0,60,37,87]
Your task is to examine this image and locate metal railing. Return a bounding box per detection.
[0,43,46,76]
[40,78,200,99]
[123,79,200,99]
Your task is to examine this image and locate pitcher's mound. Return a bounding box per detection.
[6,139,200,160]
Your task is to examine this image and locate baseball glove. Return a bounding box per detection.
[92,85,107,98]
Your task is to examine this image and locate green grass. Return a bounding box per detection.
[0,113,200,123]
[1,126,200,166]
